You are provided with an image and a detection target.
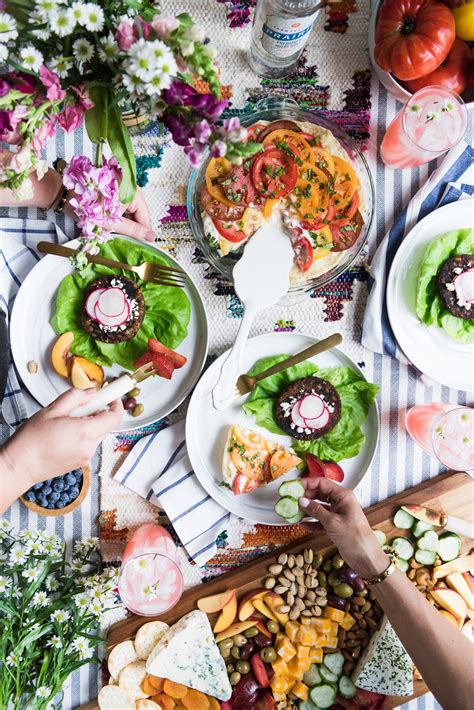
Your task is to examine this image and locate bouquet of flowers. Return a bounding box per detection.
[0,0,259,253]
[0,519,120,710]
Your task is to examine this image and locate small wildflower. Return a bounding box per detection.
[47,635,62,649]
[50,609,70,623]
[32,590,49,607]
[37,686,50,698]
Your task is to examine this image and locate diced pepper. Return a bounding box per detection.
[272,658,289,677]
[323,606,345,623]
[292,681,310,701]
[285,620,300,642]
[276,636,296,661]
[309,647,323,663]
[323,635,339,649]
[296,625,318,646]
[270,675,291,694]
[340,612,357,631]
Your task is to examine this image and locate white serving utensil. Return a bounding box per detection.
[212,222,294,410]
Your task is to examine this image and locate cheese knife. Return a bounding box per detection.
[401,504,474,539]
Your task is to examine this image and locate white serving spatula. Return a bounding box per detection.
[212,222,294,411]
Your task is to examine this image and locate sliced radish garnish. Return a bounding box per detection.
[323,462,344,482]
[97,288,126,317]
[291,402,308,429]
[94,300,130,327]
[305,407,330,430]
[454,269,474,303]
[299,394,325,420]
[85,288,106,320]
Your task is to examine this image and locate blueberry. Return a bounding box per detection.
[33,482,44,490]
[60,492,70,504]
[68,486,80,500]
[49,491,60,503]
[52,479,65,492]
[64,472,76,486]
[74,469,83,479]
[55,499,66,509]
[47,501,56,509]
[42,485,52,496]
[37,496,48,508]
[25,491,36,502]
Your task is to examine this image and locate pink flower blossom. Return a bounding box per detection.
[39,66,66,102]
[6,71,36,94]
[58,104,85,133]
[9,144,33,174]
[151,15,179,39]
[0,105,28,145]
[116,19,136,51]
[31,116,56,153]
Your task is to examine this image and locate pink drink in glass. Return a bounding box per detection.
[118,524,184,616]
[406,404,474,471]
[381,86,467,169]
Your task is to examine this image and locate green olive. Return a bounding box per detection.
[313,552,324,569]
[132,403,144,417]
[333,582,354,599]
[266,620,279,634]
[322,559,333,573]
[232,634,247,647]
[244,626,259,638]
[127,387,141,398]
[229,672,241,686]
[220,647,231,659]
[236,661,251,675]
[327,570,341,587]
[230,646,241,660]
[318,571,327,587]
[331,553,344,569]
[220,638,234,651]
[260,646,277,663]
[226,663,235,674]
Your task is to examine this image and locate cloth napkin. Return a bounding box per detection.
[0,218,68,441]
[114,420,232,566]
[361,137,474,359]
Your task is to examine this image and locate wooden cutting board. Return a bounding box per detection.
[78,471,474,710]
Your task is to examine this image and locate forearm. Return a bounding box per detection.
[0,446,29,513]
[373,567,474,709]
[0,165,62,209]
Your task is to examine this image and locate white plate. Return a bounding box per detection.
[186,332,379,525]
[386,199,474,392]
[10,237,208,431]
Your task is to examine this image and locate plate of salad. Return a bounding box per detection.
[187,103,374,293]
[186,332,379,525]
[10,236,208,431]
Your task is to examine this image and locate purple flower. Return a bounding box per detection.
[188,93,228,121]
[210,140,227,158]
[0,110,12,133]
[162,109,193,147]
[184,143,206,169]
[222,117,240,132]
[162,80,197,107]
[5,71,36,94]
[193,119,211,144]
[0,78,11,97]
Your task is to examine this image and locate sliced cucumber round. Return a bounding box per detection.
[396,558,409,573]
[286,511,305,524]
[299,701,319,710]
[303,664,322,688]
[275,495,299,519]
[338,675,357,699]
[279,479,305,499]
[323,651,344,677]
[415,549,436,566]
[394,508,415,530]
[438,532,461,562]
[373,529,387,546]
[319,665,338,684]
[310,684,337,709]
[417,530,439,553]
[412,519,434,538]
[391,536,415,560]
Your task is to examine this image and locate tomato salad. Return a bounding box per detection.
[200,119,365,283]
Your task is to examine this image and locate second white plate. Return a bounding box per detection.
[186,332,379,525]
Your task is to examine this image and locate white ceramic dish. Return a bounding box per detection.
[10,237,208,431]
[386,199,474,392]
[186,332,379,525]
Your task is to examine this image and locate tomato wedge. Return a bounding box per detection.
[302,199,335,230]
[332,190,360,228]
[204,157,236,207]
[293,161,330,221]
[330,210,364,252]
[291,235,314,272]
[332,155,358,211]
[251,148,298,198]
[262,129,314,162]
[212,217,247,243]
[311,147,335,175]
[200,187,245,221]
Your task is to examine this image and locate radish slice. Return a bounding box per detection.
[298,394,325,420]
[323,461,344,482]
[291,402,308,429]
[97,288,126,317]
[454,269,474,303]
[305,407,330,430]
[85,289,106,320]
[94,300,130,327]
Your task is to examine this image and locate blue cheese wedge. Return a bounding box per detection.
[352,616,413,696]
[146,610,232,701]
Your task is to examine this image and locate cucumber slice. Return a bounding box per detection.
[438,532,461,562]
[415,549,436,566]
[310,684,337,709]
[279,479,305,499]
[286,511,305,524]
[275,496,299,519]
[299,701,319,710]
[338,675,357,699]
[396,558,409,573]
[394,508,415,529]
[417,530,439,553]
[319,665,338,684]
[303,664,322,688]
[391,537,415,560]
[373,529,387,546]
[412,520,434,538]
[323,651,344,677]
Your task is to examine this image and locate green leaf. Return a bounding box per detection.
[85,87,109,144]
[107,104,137,204]
[176,12,193,27]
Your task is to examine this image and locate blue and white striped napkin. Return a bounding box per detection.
[362,138,474,359]
[114,420,231,566]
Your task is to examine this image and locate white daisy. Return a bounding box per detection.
[45,576,60,592]
[0,12,18,42]
[37,686,50,698]
[83,3,104,32]
[47,635,62,649]
[98,34,119,64]
[0,519,12,532]
[72,636,91,656]
[0,575,10,592]
[35,0,61,18]
[11,586,23,599]
[9,546,27,565]
[127,39,155,81]
[74,592,90,610]
[22,566,40,582]
[50,8,75,37]
[50,609,70,623]
[73,38,94,64]
[25,539,43,554]
[6,653,20,667]
[88,599,103,616]
[0,44,7,63]
[32,590,49,607]
[70,1,85,24]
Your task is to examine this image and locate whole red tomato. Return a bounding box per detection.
[375,0,456,81]
[403,38,471,94]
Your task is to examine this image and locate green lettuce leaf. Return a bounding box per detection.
[50,238,191,371]
[416,228,474,344]
[243,355,379,463]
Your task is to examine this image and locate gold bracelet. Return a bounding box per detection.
[365,559,397,586]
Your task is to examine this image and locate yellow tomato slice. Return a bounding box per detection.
[234,427,267,451]
[205,157,236,207]
[308,226,332,247]
[262,130,313,162]
[311,147,335,175]
[230,447,268,480]
[263,198,278,220]
[240,207,265,236]
[314,247,331,260]
[293,162,329,220]
[269,448,301,479]
[332,156,358,211]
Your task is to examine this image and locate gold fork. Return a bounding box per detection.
[235,333,343,398]
[37,241,187,288]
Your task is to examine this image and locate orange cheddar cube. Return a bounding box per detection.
[285,620,300,642]
[313,633,328,648]
[291,681,310,701]
[275,631,286,647]
[296,625,317,646]
[272,658,289,677]
[270,675,291,695]
[296,644,310,662]
[272,692,287,702]
[328,620,339,636]
[287,656,305,678]
[340,612,357,631]
[276,636,296,661]
[323,635,339,649]
[311,618,333,635]
[309,647,323,663]
[300,617,313,626]
[323,606,345,624]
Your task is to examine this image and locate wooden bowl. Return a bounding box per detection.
[20,465,91,516]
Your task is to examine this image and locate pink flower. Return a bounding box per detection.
[58,104,85,133]
[72,85,94,110]
[31,116,56,153]
[0,105,28,145]
[135,17,152,40]
[39,66,66,102]
[116,19,136,51]
[9,144,33,174]
[6,71,36,94]
[151,15,179,39]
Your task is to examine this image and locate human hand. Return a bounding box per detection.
[299,478,389,579]
[0,388,123,492]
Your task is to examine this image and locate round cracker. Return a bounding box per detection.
[134,621,170,660]
[108,639,138,680]
[98,685,135,710]
[118,659,149,700]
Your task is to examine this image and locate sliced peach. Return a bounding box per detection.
[264,592,289,625]
[51,332,74,378]
[438,609,463,630]
[213,593,237,634]
[446,572,474,610]
[70,356,104,390]
[430,587,467,620]
[253,598,277,621]
[433,553,474,580]
[214,620,255,642]
[463,572,474,595]
[238,588,267,621]
[197,589,236,614]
